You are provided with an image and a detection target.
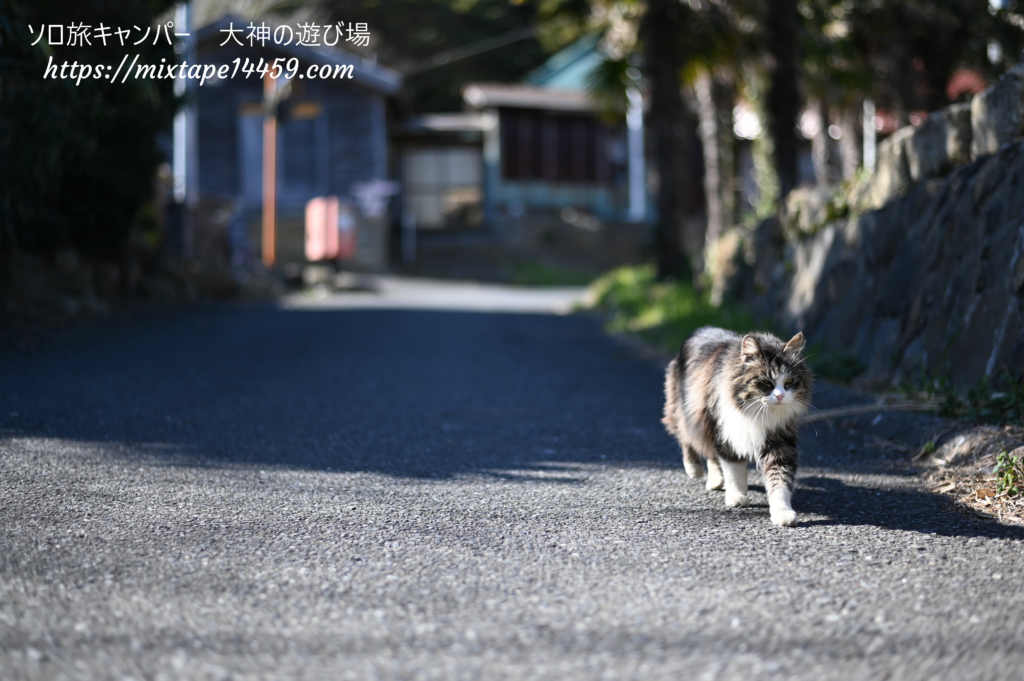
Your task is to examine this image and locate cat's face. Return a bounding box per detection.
[733,333,812,419]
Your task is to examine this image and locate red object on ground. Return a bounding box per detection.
[305,196,339,261]
[306,196,358,261]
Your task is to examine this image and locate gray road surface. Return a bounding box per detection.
[2,278,1023,681]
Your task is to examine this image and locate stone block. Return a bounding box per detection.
[781,186,834,239]
[706,229,745,306]
[906,102,972,182]
[971,63,1024,159]
[864,125,913,211]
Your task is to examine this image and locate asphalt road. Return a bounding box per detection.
[2,278,1023,681]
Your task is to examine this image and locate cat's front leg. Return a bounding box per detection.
[761,440,799,527]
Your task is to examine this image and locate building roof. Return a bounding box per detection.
[463,35,613,112]
[196,15,403,96]
[462,83,597,112]
[398,113,491,133]
[522,34,603,90]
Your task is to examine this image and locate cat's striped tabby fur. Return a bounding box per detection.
[662,327,812,526]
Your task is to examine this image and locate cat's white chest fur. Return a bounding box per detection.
[718,395,768,459]
[716,381,800,459]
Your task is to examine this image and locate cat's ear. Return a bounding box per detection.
[783,332,805,355]
[741,335,761,358]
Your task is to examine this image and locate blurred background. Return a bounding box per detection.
[3,0,1024,394]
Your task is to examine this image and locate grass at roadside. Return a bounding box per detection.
[905,376,1024,524]
[586,264,755,355]
[587,265,872,384]
[942,376,1024,427]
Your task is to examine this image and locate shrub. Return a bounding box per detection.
[589,264,755,352]
[0,0,178,257]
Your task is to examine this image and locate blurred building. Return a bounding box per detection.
[459,36,642,227]
[193,16,402,269]
[393,113,488,231]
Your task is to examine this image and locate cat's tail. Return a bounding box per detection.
[663,352,705,479]
[662,355,683,436]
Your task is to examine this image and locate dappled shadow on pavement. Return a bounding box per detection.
[2,304,1021,539]
[0,307,676,479]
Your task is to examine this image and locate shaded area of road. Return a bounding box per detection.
[2,280,1023,680]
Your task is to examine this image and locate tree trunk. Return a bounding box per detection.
[764,0,801,201]
[696,71,723,246]
[642,0,688,281]
[810,99,830,186]
[839,107,861,180]
[715,77,736,232]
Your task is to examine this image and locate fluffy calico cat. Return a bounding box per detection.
[662,327,812,527]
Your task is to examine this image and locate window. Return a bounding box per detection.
[404,147,483,229]
[499,109,621,184]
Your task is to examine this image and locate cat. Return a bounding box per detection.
[662,327,812,527]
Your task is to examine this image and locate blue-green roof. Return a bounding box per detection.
[523,34,603,90]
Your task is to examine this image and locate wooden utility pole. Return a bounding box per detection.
[262,70,277,268]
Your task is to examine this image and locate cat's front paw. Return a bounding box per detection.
[706,474,724,491]
[770,509,798,527]
[724,491,749,507]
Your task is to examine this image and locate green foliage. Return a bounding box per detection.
[796,1,1024,117]
[0,0,179,257]
[960,377,1024,427]
[823,185,852,222]
[927,374,1024,427]
[739,67,780,223]
[585,55,634,119]
[324,0,554,112]
[994,447,1024,497]
[533,0,594,53]
[588,264,755,352]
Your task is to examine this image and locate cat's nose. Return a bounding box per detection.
[774,392,784,402]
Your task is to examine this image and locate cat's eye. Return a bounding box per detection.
[784,379,795,389]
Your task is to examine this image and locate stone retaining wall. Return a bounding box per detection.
[719,64,1024,391]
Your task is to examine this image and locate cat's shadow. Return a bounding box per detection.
[676,475,1024,539]
[792,474,1022,538]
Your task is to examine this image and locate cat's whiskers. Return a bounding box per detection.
[740,398,761,415]
[792,397,824,436]
[792,399,820,436]
[739,398,763,425]
[793,396,825,417]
